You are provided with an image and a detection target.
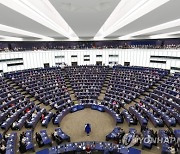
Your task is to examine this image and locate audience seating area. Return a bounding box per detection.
[65,66,109,102]
[121,109,138,126]
[0,66,179,154]
[5,67,73,110]
[44,141,131,154]
[136,73,180,128]
[1,40,180,52]
[104,66,169,108]
[106,127,125,142]
[5,132,17,154]
[0,77,40,132]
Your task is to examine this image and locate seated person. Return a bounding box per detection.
[41,113,45,122]
[11,121,18,130]
[169,145,176,154]
[0,143,6,154]
[25,119,31,127]
[141,124,147,132]
[52,130,62,144]
[115,108,120,114]
[3,133,10,142]
[32,112,37,118]
[85,145,91,154]
[132,115,138,124]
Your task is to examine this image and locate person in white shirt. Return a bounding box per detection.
[32,113,36,118]
[0,144,6,153]
[2,101,6,105]
[169,146,175,154]
[12,121,17,128]
[21,137,26,144]
[7,93,11,97]
[54,130,58,137]
[54,103,58,108]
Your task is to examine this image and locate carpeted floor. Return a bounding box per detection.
[60,108,116,142]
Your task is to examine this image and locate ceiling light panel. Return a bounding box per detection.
[0,24,53,39]
[0,0,78,39]
[95,0,170,38]
[150,30,180,39]
[0,35,23,41]
[119,18,180,39]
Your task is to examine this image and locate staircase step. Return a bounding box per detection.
[147,89,153,92]
[101,89,106,93]
[98,93,105,101]
[67,87,73,90]
[139,95,145,99]
[63,70,79,104]
[143,92,150,96]
[102,87,107,90]
[96,69,113,102]
[70,94,76,99]
[154,84,160,86]
[74,101,79,104]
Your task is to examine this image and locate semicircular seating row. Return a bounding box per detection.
[0,66,179,154]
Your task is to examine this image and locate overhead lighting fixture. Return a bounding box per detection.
[0,24,53,40]
[0,35,23,41]
[69,37,80,41]
[150,31,180,39]
[0,0,78,39]
[119,18,180,40]
[94,0,170,39]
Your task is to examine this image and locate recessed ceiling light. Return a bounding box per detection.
[94,0,170,38]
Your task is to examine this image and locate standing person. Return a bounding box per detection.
[85,123,91,136]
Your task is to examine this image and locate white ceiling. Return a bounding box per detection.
[50,0,120,38]
[0,0,179,41]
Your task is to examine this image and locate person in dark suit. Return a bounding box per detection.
[19,139,26,153]
[85,123,91,136]
[141,124,147,132]
[35,132,43,147]
[20,132,25,141]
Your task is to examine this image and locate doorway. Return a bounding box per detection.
[96,61,102,66]
[124,62,130,66]
[44,63,50,68]
[71,62,78,66]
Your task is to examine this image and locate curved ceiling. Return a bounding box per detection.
[0,0,179,41]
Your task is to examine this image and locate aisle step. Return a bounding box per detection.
[96,68,113,102]
[63,69,79,104]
